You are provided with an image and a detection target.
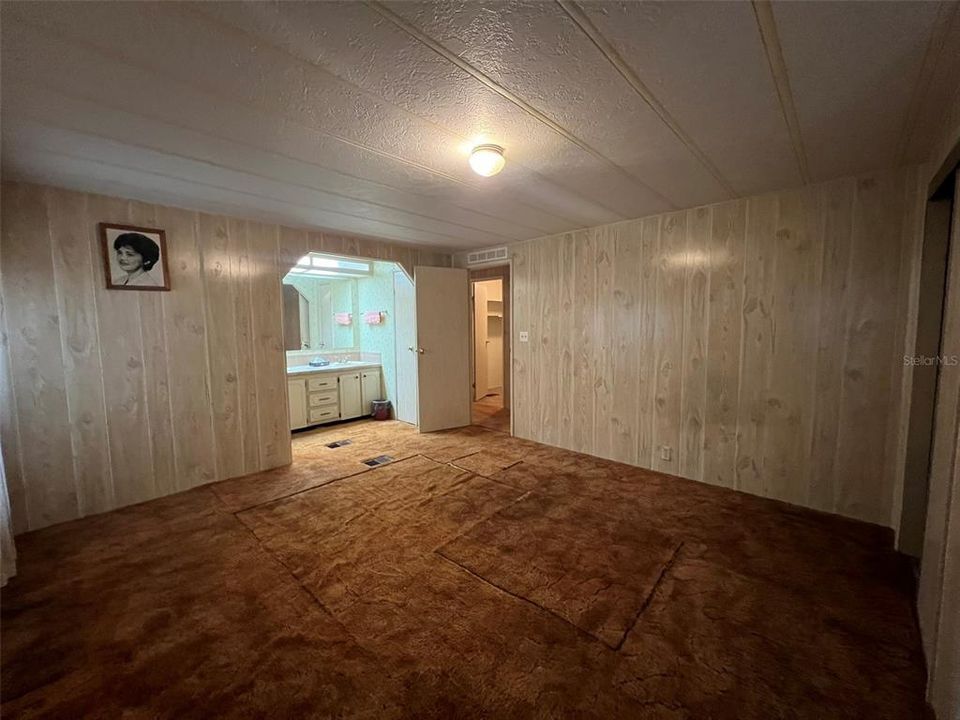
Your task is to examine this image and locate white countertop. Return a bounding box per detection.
[286,361,381,376]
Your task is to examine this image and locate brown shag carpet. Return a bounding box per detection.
[1,420,927,719]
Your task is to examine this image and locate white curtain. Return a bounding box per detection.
[0,433,16,586]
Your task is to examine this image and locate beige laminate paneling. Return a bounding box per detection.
[2,185,77,528]
[229,218,262,474]
[736,192,777,499]
[511,166,927,526]
[593,227,615,460]
[0,240,27,534]
[202,212,244,481]
[637,216,660,469]
[557,233,576,451]
[680,206,710,481]
[652,212,684,475]
[608,222,642,465]
[0,181,451,532]
[572,230,595,455]
[47,188,114,516]
[131,200,176,501]
[808,178,854,512]
[703,198,745,489]
[833,173,909,521]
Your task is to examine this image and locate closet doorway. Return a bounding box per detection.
[470,266,511,434]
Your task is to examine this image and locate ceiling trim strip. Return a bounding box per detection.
[751,0,811,185]
[895,1,960,166]
[557,0,736,198]
[365,0,678,211]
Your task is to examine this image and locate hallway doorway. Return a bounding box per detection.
[470,266,511,434]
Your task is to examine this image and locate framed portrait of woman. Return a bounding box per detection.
[99,223,171,291]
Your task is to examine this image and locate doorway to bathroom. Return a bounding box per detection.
[281,254,415,433]
[470,266,511,434]
[280,252,472,439]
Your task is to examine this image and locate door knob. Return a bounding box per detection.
[408,346,415,352]
[417,347,425,354]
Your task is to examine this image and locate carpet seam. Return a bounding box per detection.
[447,454,523,479]
[432,491,534,552]
[225,510,359,638]
[433,548,613,649]
[228,454,433,515]
[614,541,685,651]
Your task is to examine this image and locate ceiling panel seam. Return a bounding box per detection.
[7,111,524,243]
[180,4,623,224]
[751,0,811,185]
[8,165,458,253]
[20,144,477,247]
[894,0,960,166]
[365,0,679,211]
[557,0,737,199]
[8,12,587,231]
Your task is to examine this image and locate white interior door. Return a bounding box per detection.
[473,281,489,401]
[393,270,418,424]
[415,266,470,432]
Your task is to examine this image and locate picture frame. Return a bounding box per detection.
[99,222,171,291]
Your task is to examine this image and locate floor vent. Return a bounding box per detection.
[361,455,393,467]
[326,439,352,448]
[466,247,508,265]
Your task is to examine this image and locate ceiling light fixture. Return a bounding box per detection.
[469,144,506,177]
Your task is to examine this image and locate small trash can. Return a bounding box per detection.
[371,400,392,420]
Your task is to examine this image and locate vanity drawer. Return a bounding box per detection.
[307,376,337,392]
[308,391,338,407]
[308,407,338,423]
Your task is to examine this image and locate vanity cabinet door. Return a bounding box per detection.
[338,373,363,420]
[287,378,308,430]
[361,370,382,414]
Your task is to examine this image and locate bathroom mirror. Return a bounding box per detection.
[281,284,310,351]
[282,276,359,353]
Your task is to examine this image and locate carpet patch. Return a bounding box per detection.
[438,492,681,648]
[612,555,927,719]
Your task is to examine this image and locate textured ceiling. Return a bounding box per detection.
[2,1,958,250]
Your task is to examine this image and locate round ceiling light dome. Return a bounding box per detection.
[469,144,506,177]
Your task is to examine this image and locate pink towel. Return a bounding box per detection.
[334,312,352,326]
[363,311,383,325]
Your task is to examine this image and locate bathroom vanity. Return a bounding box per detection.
[287,362,383,430]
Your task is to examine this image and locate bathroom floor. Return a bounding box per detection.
[1,420,925,719]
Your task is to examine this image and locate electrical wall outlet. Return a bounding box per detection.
[659,445,672,462]
[519,331,529,343]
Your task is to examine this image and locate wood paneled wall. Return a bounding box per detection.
[0,182,450,533]
[511,166,928,527]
